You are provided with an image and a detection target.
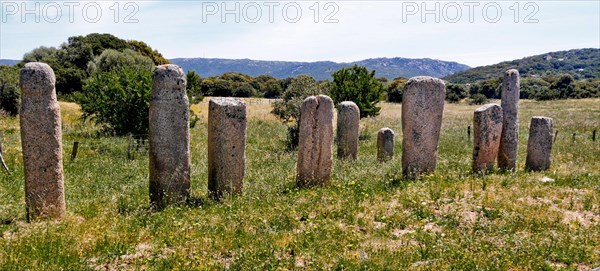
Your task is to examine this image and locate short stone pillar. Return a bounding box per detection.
[149,64,190,208]
[377,128,394,162]
[337,101,360,160]
[297,95,334,186]
[19,62,65,220]
[526,117,554,171]
[498,69,520,170]
[401,76,446,179]
[208,98,247,199]
[472,104,503,172]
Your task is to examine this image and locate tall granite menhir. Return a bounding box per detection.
[498,69,520,170]
[208,98,247,199]
[149,64,190,208]
[337,101,360,160]
[20,62,65,220]
[402,76,446,178]
[297,95,334,186]
[526,117,554,171]
[472,104,503,172]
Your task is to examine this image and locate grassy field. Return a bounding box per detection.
[0,98,599,270]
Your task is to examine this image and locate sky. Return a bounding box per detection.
[1,0,599,67]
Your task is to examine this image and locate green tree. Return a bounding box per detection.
[470,93,488,105]
[445,83,468,103]
[520,78,551,99]
[272,74,325,149]
[22,46,59,63]
[186,70,203,104]
[254,75,282,98]
[0,65,20,116]
[19,33,168,96]
[233,82,256,97]
[185,70,203,128]
[76,68,152,136]
[88,49,154,73]
[261,79,283,98]
[201,77,233,97]
[329,65,384,118]
[127,40,171,65]
[61,33,129,70]
[471,77,501,99]
[573,79,600,98]
[386,78,406,103]
[552,73,576,99]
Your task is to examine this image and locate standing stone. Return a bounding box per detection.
[208,98,247,199]
[526,117,554,171]
[19,62,65,220]
[297,95,334,186]
[401,76,446,178]
[337,101,360,160]
[498,69,520,170]
[377,128,394,162]
[472,104,503,172]
[149,64,190,208]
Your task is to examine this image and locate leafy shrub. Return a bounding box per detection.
[329,65,384,118]
[186,70,204,104]
[186,71,203,129]
[470,77,501,99]
[469,93,488,105]
[272,74,325,149]
[520,78,551,99]
[233,82,256,97]
[76,68,152,136]
[87,49,154,73]
[19,33,169,96]
[386,78,406,103]
[445,83,468,103]
[0,66,20,116]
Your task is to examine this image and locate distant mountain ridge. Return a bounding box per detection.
[0,59,19,66]
[170,57,470,80]
[444,48,600,83]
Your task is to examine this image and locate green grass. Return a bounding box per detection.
[0,98,599,270]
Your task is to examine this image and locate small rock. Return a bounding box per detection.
[540,177,555,183]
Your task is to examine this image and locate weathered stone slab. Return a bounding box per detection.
[19,62,65,220]
[401,76,446,178]
[498,69,520,170]
[297,95,334,186]
[377,128,394,162]
[337,101,360,160]
[149,64,190,208]
[526,117,554,171]
[208,97,247,199]
[472,104,503,172]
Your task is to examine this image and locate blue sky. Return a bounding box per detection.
[1,0,598,67]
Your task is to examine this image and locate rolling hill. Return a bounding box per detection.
[170,57,470,80]
[444,48,600,83]
[0,59,19,66]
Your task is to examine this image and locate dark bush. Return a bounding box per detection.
[0,66,20,116]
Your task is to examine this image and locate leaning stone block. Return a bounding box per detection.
[472,104,503,172]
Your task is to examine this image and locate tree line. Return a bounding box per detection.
[1,33,599,145]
